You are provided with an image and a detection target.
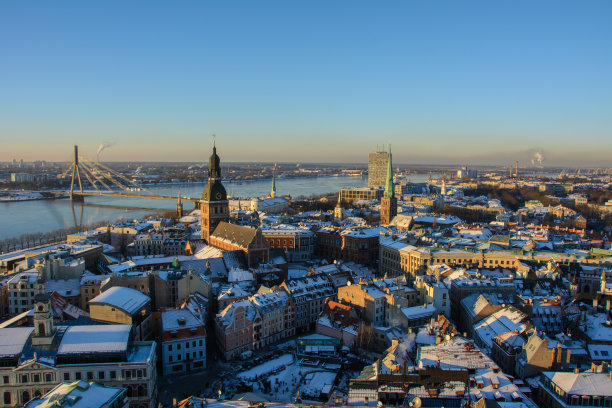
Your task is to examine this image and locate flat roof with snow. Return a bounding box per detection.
[0,327,34,357]
[57,324,131,355]
[89,286,150,315]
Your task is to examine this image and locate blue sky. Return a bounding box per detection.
[0,1,611,166]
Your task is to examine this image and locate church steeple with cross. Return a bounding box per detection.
[201,135,229,241]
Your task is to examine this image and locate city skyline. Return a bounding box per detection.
[1,1,611,165]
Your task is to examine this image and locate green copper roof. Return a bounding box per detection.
[271,167,276,195]
[383,145,394,199]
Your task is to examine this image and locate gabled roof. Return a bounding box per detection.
[211,222,259,249]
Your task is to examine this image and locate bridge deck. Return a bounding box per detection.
[51,191,200,202]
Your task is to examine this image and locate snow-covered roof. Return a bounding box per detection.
[89,286,150,315]
[474,308,528,349]
[0,327,33,357]
[543,371,612,396]
[161,309,202,332]
[341,226,385,238]
[228,268,253,283]
[25,380,126,408]
[45,279,80,297]
[58,325,131,355]
[401,304,437,320]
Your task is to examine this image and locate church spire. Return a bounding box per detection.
[208,135,221,180]
[270,163,277,198]
[384,144,394,199]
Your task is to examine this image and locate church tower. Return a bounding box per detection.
[201,141,229,242]
[334,190,344,221]
[380,146,397,226]
[269,164,277,198]
[32,294,56,346]
[176,189,183,218]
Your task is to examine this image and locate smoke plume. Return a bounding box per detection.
[97,142,116,161]
[531,152,544,167]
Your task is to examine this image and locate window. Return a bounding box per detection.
[21,374,27,383]
[168,344,172,351]
[110,371,116,380]
[87,372,93,380]
[32,374,40,383]
[63,373,70,381]
[45,373,52,382]
[75,372,82,380]
[98,372,105,380]
[4,392,10,405]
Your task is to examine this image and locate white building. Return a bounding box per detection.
[7,271,44,315]
[414,275,451,317]
[0,296,157,408]
[160,309,206,376]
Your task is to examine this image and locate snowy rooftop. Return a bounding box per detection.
[418,337,496,370]
[89,286,150,315]
[25,380,126,408]
[162,309,202,332]
[401,304,437,320]
[0,327,34,357]
[45,279,80,297]
[341,227,385,238]
[474,307,528,349]
[543,371,612,396]
[57,324,131,355]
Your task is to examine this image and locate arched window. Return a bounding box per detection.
[22,391,30,404]
[4,392,11,405]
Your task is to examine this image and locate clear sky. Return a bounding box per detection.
[1,1,611,166]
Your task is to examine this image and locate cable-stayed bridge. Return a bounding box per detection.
[54,145,200,204]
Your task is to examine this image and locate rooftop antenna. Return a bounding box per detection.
[212,133,216,147]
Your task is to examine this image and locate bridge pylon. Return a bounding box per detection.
[69,145,84,201]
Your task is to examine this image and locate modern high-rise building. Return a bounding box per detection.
[368,150,389,188]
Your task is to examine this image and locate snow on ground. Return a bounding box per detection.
[300,371,337,399]
[236,352,342,402]
[266,362,316,401]
[237,354,294,381]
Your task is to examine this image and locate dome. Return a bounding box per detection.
[202,179,227,201]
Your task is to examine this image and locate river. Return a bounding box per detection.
[0,174,429,241]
